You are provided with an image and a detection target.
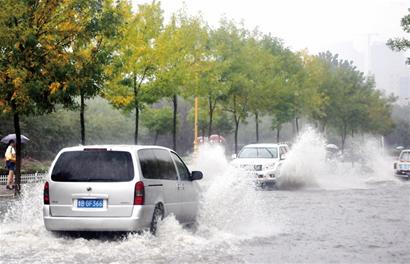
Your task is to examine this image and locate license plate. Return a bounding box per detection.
[399,164,410,170]
[77,199,103,208]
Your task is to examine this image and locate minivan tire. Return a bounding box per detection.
[150,205,164,235]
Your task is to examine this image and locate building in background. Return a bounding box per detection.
[330,38,409,104]
[368,41,409,104]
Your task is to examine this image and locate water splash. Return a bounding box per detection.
[277,128,326,189]
[277,127,399,190]
[190,143,281,238]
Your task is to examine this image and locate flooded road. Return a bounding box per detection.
[1,130,409,264]
[240,183,410,263]
[1,181,409,264]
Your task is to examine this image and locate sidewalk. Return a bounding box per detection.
[0,186,14,198]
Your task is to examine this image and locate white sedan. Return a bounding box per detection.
[231,143,289,188]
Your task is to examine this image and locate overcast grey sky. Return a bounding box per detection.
[135,0,408,53]
[134,0,409,98]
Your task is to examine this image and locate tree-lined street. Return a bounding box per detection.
[1,2,406,194]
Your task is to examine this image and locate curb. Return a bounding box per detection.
[0,194,14,198]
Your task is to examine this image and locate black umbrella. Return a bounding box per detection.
[1,134,30,144]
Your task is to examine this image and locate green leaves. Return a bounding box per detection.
[141,107,173,144]
[0,1,397,153]
[0,0,95,114]
[387,8,410,64]
[104,1,163,111]
[310,51,395,148]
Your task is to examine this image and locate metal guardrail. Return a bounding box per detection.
[0,172,47,185]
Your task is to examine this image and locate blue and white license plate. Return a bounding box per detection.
[77,199,103,208]
[399,164,410,170]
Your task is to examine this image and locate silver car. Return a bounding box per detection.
[43,145,203,234]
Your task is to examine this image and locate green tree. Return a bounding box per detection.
[245,32,277,142]
[104,1,163,144]
[213,20,252,154]
[141,107,173,144]
[69,0,127,145]
[212,111,234,136]
[387,8,410,64]
[155,11,207,151]
[0,0,94,193]
[314,51,394,150]
[195,27,230,137]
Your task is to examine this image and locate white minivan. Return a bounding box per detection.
[43,145,203,234]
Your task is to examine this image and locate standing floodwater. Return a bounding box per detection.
[1,132,409,263]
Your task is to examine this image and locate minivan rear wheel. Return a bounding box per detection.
[150,205,164,235]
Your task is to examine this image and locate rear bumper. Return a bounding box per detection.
[43,205,154,231]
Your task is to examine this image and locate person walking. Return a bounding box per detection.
[5,139,16,190]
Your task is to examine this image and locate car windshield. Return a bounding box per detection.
[238,147,278,158]
[51,150,134,182]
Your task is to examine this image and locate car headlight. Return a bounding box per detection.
[264,163,276,170]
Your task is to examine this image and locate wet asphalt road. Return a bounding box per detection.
[0,180,409,264]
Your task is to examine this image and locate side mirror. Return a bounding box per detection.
[280,153,287,160]
[191,171,203,181]
[231,154,237,159]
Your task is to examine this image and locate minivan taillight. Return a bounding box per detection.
[134,181,145,205]
[44,181,49,205]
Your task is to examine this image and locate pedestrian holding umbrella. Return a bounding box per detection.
[1,134,29,190]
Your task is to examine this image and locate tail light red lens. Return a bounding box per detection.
[44,181,49,205]
[134,181,145,205]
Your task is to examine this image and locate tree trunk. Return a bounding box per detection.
[208,96,213,137]
[234,118,240,154]
[255,112,259,143]
[295,117,300,135]
[135,103,139,145]
[80,90,86,145]
[13,108,22,195]
[154,131,159,145]
[276,125,281,143]
[172,94,177,151]
[341,123,347,152]
[134,74,139,144]
[320,120,327,133]
[233,95,240,154]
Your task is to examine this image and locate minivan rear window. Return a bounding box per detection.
[51,151,134,182]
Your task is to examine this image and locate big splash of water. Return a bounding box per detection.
[277,127,398,190]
